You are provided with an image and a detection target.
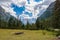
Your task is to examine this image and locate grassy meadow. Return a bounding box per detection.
[0,29,56,40]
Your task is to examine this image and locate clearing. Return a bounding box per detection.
[0,29,56,40]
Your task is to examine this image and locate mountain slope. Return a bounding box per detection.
[0,6,20,22]
[0,6,22,29]
[52,0,60,29]
[37,2,55,20]
[0,6,11,21]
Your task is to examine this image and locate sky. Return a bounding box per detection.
[0,0,55,24]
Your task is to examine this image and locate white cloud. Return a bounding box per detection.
[43,0,55,5]
[11,0,27,7]
[0,0,11,2]
[0,0,56,23]
[19,13,30,19]
[0,3,17,18]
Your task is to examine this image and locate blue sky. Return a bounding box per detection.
[27,0,30,4]
[11,3,33,17]
[11,3,25,15]
[25,12,32,17]
[11,0,42,16]
[27,0,42,4]
[34,0,42,2]
[0,0,55,23]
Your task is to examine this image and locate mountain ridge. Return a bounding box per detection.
[37,2,55,20]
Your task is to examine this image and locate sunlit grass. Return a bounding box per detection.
[0,29,56,40]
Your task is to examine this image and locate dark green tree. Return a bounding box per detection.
[26,21,31,30]
[52,0,60,29]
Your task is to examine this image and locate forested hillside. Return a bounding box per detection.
[0,6,22,29]
[52,0,60,29]
[36,0,60,30]
[0,0,60,30]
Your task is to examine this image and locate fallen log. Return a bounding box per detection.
[14,32,24,35]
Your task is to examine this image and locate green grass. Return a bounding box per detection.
[0,29,56,40]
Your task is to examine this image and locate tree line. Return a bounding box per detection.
[0,0,60,30]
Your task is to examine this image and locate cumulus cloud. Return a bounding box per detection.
[0,0,56,23]
[0,0,11,2]
[0,0,17,17]
[42,0,55,5]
